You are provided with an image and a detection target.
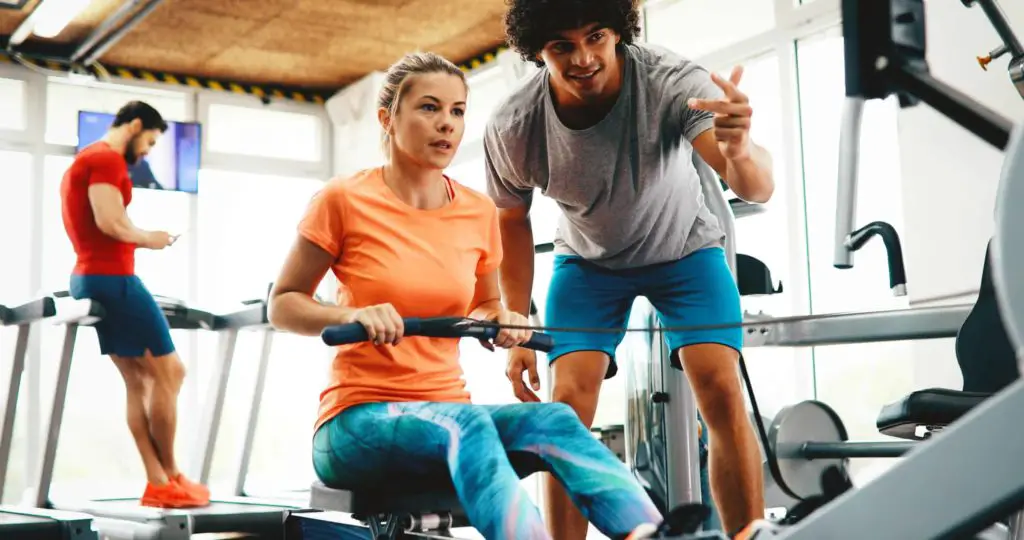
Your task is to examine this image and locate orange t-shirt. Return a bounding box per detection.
[299,168,503,431]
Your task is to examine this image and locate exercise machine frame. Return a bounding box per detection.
[0,297,104,540]
[771,0,1024,538]
[27,294,288,539]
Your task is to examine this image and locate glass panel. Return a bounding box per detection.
[464,67,513,144]
[645,0,776,58]
[192,169,327,493]
[446,153,487,193]
[45,80,188,147]
[715,52,813,412]
[796,29,912,481]
[206,104,322,162]
[0,151,33,503]
[0,77,26,131]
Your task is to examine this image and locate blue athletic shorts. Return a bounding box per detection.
[69,274,176,358]
[544,246,743,377]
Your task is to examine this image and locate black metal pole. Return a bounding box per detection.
[800,441,917,459]
[893,64,1014,151]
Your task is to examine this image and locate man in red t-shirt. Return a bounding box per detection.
[61,100,209,508]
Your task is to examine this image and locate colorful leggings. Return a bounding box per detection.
[312,401,663,539]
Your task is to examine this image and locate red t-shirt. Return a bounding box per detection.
[61,142,136,275]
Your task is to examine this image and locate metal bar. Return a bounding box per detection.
[69,0,147,63]
[833,97,864,269]
[81,0,166,66]
[0,323,30,501]
[744,304,972,348]
[776,379,1024,540]
[6,0,43,49]
[974,0,1024,58]
[992,124,1024,374]
[32,323,79,508]
[660,323,702,508]
[188,328,238,484]
[233,329,274,497]
[893,64,1012,151]
[1008,510,1024,540]
[6,298,55,322]
[1010,56,1023,99]
[799,441,915,459]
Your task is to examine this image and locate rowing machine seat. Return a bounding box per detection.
[876,241,1018,441]
[876,388,991,440]
[306,452,549,538]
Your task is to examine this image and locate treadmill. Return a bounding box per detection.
[0,297,100,540]
[192,298,309,508]
[28,293,288,539]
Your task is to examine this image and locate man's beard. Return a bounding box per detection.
[124,136,140,165]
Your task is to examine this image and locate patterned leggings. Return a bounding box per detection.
[312,401,663,539]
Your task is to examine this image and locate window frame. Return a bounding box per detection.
[196,91,333,180]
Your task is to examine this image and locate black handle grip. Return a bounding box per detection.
[322,319,424,345]
[523,332,554,352]
[321,317,554,352]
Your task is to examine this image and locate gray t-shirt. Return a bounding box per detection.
[484,43,727,270]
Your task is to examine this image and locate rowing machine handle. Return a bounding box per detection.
[321,318,555,353]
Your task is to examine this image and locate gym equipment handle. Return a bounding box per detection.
[322,317,555,352]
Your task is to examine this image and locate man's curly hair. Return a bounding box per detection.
[504,0,643,67]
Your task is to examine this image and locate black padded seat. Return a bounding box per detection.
[876,388,992,440]
[736,254,783,296]
[309,451,549,528]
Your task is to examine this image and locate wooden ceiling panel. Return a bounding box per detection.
[167,0,296,21]
[201,46,345,87]
[428,15,507,64]
[2,0,513,93]
[96,43,199,73]
[240,18,334,57]
[0,11,24,35]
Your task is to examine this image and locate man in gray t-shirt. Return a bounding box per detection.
[484,1,776,537]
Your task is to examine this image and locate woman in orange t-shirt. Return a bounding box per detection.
[268,52,663,540]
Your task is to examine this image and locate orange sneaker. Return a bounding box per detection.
[172,473,211,501]
[140,480,209,508]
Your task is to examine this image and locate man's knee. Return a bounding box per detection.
[678,344,746,426]
[147,352,186,391]
[550,351,609,426]
[123,369,152,398]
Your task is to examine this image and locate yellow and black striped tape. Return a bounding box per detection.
[0,53,330,104]
[98,65,330,104]
[0,44,510,103]
[458,45,509,73]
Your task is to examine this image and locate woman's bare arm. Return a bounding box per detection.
[268,236,353,336]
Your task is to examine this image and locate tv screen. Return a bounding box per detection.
[76,111,202,194]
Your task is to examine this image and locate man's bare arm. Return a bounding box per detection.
[497,203,535,317]
[88,184,155,246]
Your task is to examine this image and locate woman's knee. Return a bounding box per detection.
[451,406,499,436]
[537,402,589,434]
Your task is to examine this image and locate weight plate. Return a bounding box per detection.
[767,400,849,500]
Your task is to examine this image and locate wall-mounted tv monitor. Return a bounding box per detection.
[76,110,202,194]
